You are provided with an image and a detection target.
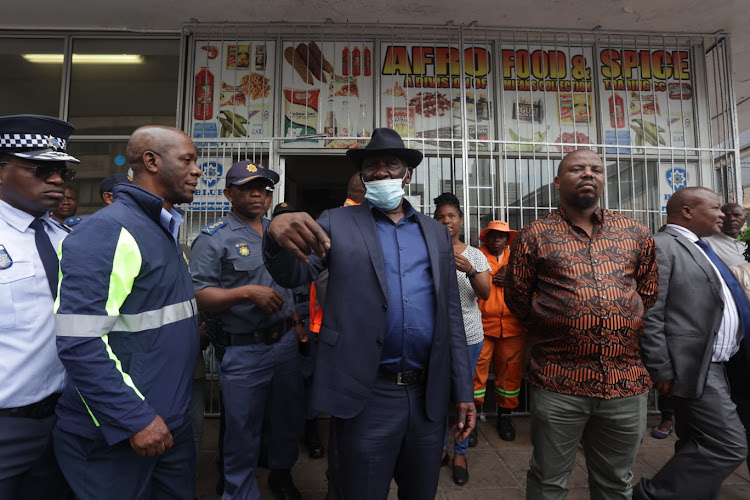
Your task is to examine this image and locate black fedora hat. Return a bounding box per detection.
[346,128,423,169]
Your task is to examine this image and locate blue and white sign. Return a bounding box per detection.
[187,159,231,211]
[659,163,697,215]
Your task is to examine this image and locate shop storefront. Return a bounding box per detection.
[179,23,742,244]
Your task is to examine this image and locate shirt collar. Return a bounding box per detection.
[368,198,418,221]
[159,207,183,242]
[0,198,57,232]
[667,223,699,242]
[557,204,604,226]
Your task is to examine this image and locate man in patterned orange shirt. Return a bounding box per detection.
[504,148,659,499]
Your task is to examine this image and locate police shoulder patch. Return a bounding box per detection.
[65,216,83,226]
[201,219,226,235]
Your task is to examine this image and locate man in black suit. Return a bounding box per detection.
[636,187,748,499]
[263,128,475,499]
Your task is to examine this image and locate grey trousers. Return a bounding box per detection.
[526,386,648,500]
[635,363,748,499]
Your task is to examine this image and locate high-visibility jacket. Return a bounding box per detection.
[54,184,199,446]
[477,245,524,338]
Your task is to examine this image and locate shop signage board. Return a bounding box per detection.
[280,40,375,148]
[191,41,276,141]
[501,46,596,153]
[379,42,494,151]
[598,48,696,153]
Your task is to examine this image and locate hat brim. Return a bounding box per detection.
[228,174,275,187]
[480,227,517,245]
[346,148,423,169]
[9,149,80,164]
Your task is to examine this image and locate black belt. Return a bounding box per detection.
[0,393,61,419]
[227,319,294,346]
[378,369,425,386]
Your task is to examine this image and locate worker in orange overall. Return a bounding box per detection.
[473,220,525,442]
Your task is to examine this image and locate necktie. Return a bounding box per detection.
[29,219,59,299]
[696,239,750,341]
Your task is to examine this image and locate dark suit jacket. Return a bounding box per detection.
[263,203,472,420]
[641,226,726,399]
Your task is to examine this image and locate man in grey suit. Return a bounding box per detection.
[636,187,748,499]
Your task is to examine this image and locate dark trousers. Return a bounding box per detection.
[219,330,303,500]
[328,377,445,500]
[635,363,747,499]
[0,414,70,499]
[53,418,195,500]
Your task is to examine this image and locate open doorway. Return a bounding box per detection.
[283,155,358,218]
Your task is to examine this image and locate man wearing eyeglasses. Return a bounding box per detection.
[0,114,79,499]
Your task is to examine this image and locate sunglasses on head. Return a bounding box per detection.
[0,161,76,183]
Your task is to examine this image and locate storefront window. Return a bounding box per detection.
[67,39,179,135]
[65,141,129,215]
[0,38,64,116]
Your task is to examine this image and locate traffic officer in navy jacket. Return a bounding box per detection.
[190,162,304,500]
[53,126,202,499]
[264,128,475,500]
[0,114,79,499]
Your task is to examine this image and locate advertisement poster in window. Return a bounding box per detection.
[599,48,696,153]
[501,46,596,153]
[658,163,697,214]
[191,41,275,142]
[280,41,374,148]
[379,43,494,151]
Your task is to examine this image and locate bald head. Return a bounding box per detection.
[346,172,366,205]
[124,125,200,209]
[720,202,746,238]
[666,187,724,237]
[557,148,600,176]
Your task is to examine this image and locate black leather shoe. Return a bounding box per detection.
[497,415,516,441]
[268,469,302,500]
[452,457,469,486]
[305,418,325,459]
[468,428,478,448]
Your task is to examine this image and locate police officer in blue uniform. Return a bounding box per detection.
[191,162,304,500]
[0,114,79,499]
[99,172,132,206]
[50,185,82,228]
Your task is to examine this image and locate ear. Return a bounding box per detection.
[143,151,159,174]
[403,168,413,186]
[223,187,233,203]
[681,205,693,220]
[553,175,560,190]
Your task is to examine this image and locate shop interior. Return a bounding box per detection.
[282,155,358,217]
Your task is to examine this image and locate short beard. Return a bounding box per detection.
[572,194,598,209]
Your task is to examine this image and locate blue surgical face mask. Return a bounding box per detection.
[363,171,408,211]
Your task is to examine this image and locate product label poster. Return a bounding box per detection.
[599,48,695,153]
[280,40,375,149]
[501,46,596,153]
[191,41,276,142]
[379,43,494,151]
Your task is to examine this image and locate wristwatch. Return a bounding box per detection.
[466,268,478,279]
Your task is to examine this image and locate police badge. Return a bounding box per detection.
[0,245,13,269]
[235,242,251,257]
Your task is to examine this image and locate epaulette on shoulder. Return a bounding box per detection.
[201,219,227,235]
[65,216,83,226]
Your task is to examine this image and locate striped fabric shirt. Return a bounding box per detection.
[505,206,659,399]
[667,224,741,362]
